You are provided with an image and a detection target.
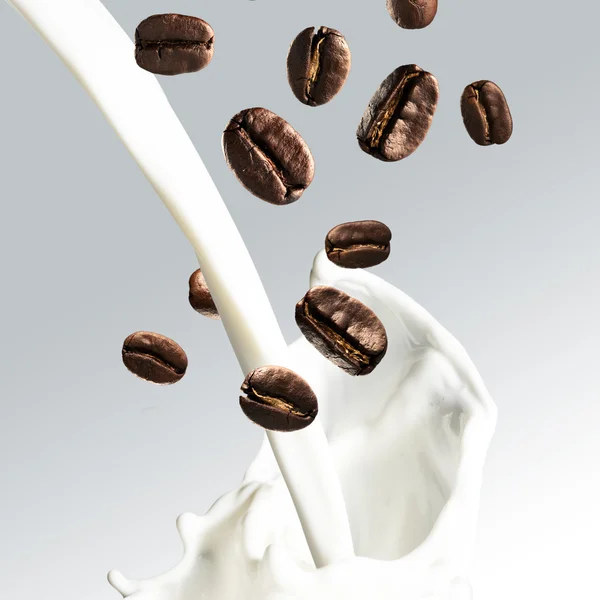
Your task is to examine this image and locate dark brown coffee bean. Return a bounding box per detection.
[135,14,214,76]
[295,286,388,376]
[188,269,219,319]
[325,221,392,268]
[122,331,188,385]
[386,0,438,29]
[287,26,351,107]
[222,107,315,205]
[357,64,439,162]
[461,81,513,146]
[240,366,318,432]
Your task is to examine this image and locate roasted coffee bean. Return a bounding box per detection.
[287,26,351,107]
[188,269,219,319]
[461,81,513,146]
[295,286,388,376]
[222,107,314,205]
[325,221,391,268]
[135,14,214,76]
[386,0,438,29]
[240,366,318,432]
[122,331,188,385]
[357,64,439,162]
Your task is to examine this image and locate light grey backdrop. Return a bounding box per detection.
[1,1,598,599]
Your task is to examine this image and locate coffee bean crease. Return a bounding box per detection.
[122,331,188,385]
[137,38,214,48]
[357,65,438,162]
[469,83,490,143]
[231,118,305,199]
[303,301,371,367]
[239,366,318,432]
[305,28,340,104]
[329,243,387,252]
[122,349,185,375]
[244,384,310,417]
[367,70,421,150]
[287,26,351,107]
[295,286,388,375]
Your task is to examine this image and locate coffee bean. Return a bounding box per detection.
[122,331,188,385]
[295,286,388,376]
[135,14,214,76]
[325,221,392,268]
[357,64,439,162]
[386,0,438,29]
[240,366,318,432]
[461,81,513,146]
[287,26,351,107]
[222,107,315,205]
[188,269,219,319]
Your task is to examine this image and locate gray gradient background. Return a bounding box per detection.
[0,0,598,598]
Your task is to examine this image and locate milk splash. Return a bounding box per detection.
[108,251,497,600]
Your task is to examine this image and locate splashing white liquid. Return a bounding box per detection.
[108,251,497,600]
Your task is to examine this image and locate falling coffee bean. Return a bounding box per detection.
[135,14,214,76]
[386,0,438,29]
[357,64,439,162]
[461,81,513,146]
[295,286,388,376]
[240,366,318,432]
[188,269,219,319]
[326,220,392,269]
[122,331,188,385]
[222,107,315,205]
[287,26,351,107]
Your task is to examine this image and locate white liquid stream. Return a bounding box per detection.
[6,1,497,598]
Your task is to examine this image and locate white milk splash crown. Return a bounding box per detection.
[108,251,497,600]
